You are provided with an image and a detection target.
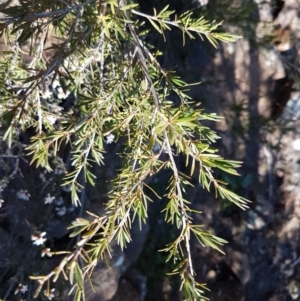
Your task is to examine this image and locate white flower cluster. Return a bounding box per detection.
[31,232,47,246]
[16,190,31,201]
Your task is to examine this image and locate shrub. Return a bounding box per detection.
[0,1,247,300]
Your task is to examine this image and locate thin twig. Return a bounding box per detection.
[120,0,196,282]
[0,0,95,23]
[132,9,218,38]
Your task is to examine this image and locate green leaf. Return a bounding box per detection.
[69,226,86,238]
[120,3,139,11]
[74,262,84,290]
[148,18,162,34]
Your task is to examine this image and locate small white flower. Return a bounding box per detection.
[16,190,31,201]
[106,133,115,144]
[45,115,57,125]
[41,248,52,257]
[57,93,65,100]
[51,80,60,90]
[55,196,64,206]
[44,288,55,300]
[14,284,28,295]
[51,103,63,113]
[39,172,46,182]
[44,193,55,205]
[20,285,28,294]
[55,206,66,216]
[56,86,63,94]
[43,90,53,99]
[0,199,4,208]
[31,232,47,246]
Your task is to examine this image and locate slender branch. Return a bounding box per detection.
[120,0,196,282]
[132,9,218,37]
[68,47,138,134]
[163,132,194,274]
[0,0,95,23]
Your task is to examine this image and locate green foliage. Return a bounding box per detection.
[0,1,247,300]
